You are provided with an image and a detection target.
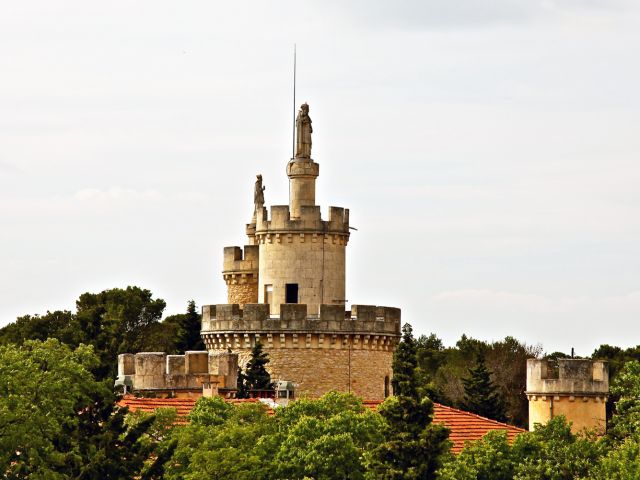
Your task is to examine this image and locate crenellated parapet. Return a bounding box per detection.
[114,350,238,398]
[222,245,259,284]
[254,204,350,244]
[201,303,401,352]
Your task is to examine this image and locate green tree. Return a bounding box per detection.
[461,355,506,422]
[75,286,166,378]
[415,334,446,398]
[607,360,640,442]
[510,416,603,480]
[163,300,204,353]
[165,392,384,480]
[0,286,169,380]
[438,416,603,480]
[182,300,204,351]
[366,323,451,479]
[236,366,249,399]
[0,310,75,346]
[274,392,385,480]
[244,342,273,392]
[437,430,515,480]
[0,339,164,479]
[164,397,275,480]
[592,436,640,480]
[412,334,540,428]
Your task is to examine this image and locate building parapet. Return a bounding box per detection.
[201,303,401,335]
[526,358,609,396]
[223,245,259,273]
[115,350,238,396]
[254,204,350,236]
[222,245,259,285]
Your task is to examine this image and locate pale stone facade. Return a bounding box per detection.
[526,358,609,434]
[115,350,238,398]
[201,104,401,401]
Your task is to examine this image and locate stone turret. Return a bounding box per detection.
[223,245,259,307]
[526,358,609,434]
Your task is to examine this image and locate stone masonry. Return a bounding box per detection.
[201,304,400,400]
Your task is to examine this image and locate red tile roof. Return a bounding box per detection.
[119,396,525,453]
[432,403,525,453]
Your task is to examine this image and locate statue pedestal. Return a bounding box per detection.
[287,158,319,219]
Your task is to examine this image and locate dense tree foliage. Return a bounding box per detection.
[0,339,165,479]
[461,355,506,422]
[162,300,204,353]
[6,286,640,478]
[439,359,640,480]
[591,344,640,420]
[439,416,604,480]
[415,333,542,427]
[0,287,203,380]
[162,392,384,480]
[607,360,640,442]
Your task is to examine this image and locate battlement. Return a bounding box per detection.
[255,204,349,236]
[222,245,259,274]
[201,303,401,336]
[115,350,238,394]
[526,359,609,395]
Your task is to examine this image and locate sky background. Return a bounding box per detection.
[1,0,639,355]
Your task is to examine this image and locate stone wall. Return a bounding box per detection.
[227,282,258,306]
[528,395,607,434]
[210,344,394,401]
[202,303,400,401]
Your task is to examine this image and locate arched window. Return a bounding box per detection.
[384,376,390,398]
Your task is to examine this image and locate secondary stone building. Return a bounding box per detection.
[526,358,609,434]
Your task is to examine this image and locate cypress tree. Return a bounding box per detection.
[244,342,273,391]
[366,323,451,479]
[462,355,506,422]
[236,366,249,399]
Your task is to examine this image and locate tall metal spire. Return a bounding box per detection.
[292,44,297,159]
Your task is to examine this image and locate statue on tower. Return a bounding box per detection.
[295,103,313,159]
[254,174,265,208]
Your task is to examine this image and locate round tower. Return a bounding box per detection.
[204,103,401,400]
[254,156,348,316]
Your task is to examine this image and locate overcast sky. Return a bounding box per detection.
[1,1,639,355]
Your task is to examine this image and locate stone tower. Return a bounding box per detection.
[202,104,401,400]
[526,358,609,434]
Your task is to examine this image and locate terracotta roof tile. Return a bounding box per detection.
[118,396,525,453]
